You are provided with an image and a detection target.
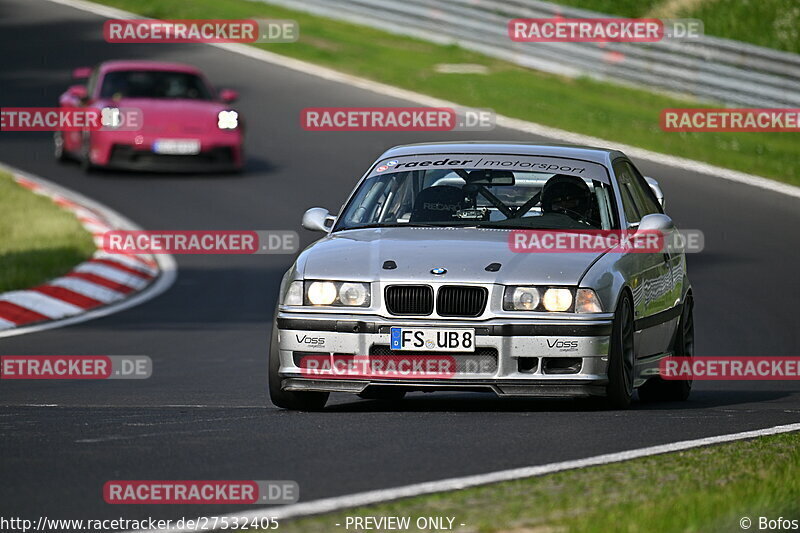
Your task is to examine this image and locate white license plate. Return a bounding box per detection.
[390,327,475,352]
[152,139,201,155]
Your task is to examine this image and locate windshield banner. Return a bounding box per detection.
[369,154,610,182]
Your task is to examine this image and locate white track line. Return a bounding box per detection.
[126,422,800,532]
[44,0,800,201]
[0,163,177,338]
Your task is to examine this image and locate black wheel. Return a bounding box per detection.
[54,131,68,162]
[639,295,694,402]
[604,292,635,409]
[79,136,96,173]
[268,324,328,411]
[358,387,406,401]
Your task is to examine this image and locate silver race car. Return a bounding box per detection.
[269,142,694,410]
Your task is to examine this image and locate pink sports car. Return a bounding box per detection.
[55,60,244,172]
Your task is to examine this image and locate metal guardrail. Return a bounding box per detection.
[260,0,800,108]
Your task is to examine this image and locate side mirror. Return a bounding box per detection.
[66,84,89,102]
[638,213,674,232]
[302,207,336,233]
[219,89,239,103]
[644,176,665,210]
[72,67,92,80]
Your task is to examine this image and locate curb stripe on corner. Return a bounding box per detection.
[0,174,161,331]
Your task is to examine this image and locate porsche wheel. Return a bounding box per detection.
[79,139,94,174]
[53,131,68,162]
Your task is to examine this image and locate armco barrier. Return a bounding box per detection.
[260,0,800,107]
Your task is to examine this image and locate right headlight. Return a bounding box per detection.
[217,110,239,129]
[503,286,602,313]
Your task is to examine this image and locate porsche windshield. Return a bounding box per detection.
[99,70,213,100]
[336,168,617,231]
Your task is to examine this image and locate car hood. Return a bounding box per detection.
[300,227,603,285]
[96,98,228,134]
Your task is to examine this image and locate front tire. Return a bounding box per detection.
[268,324,328,411]
[604,292,635,409]
[54,131,68,162]
[638,296,694,402]
[79,140,94,173]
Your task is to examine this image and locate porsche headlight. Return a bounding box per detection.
[101,107,122,128]
[542,288,573,312]
[503,286,540,311]
[304,281,370,307]
[217,110,238,129]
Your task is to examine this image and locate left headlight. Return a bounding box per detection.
[217,110,238,129]
[283,280,371,307]
[503,286,602,313]
[100,107,122,128]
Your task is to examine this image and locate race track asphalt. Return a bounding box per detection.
[1,0,799,523]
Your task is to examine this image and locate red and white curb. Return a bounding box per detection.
[0,164,176,338]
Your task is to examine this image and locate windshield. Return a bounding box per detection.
[336,167,617,231]
[99,70,212,100]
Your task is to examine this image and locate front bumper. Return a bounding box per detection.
[88,130,243,172]
[275,314,613,398]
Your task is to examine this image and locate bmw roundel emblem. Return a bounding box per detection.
[431,267,447,275]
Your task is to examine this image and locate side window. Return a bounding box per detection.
[624,161,662,216]
[613,161,641,225]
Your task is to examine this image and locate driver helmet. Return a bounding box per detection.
[541,175,592,219]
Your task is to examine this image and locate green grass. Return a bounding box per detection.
[0,172,95,292]
[92,0,800,186]
[273,431,800,533]
[549,0,800,54]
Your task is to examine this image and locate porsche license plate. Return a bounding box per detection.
[390,327,475,352]
[152,139,201,155]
